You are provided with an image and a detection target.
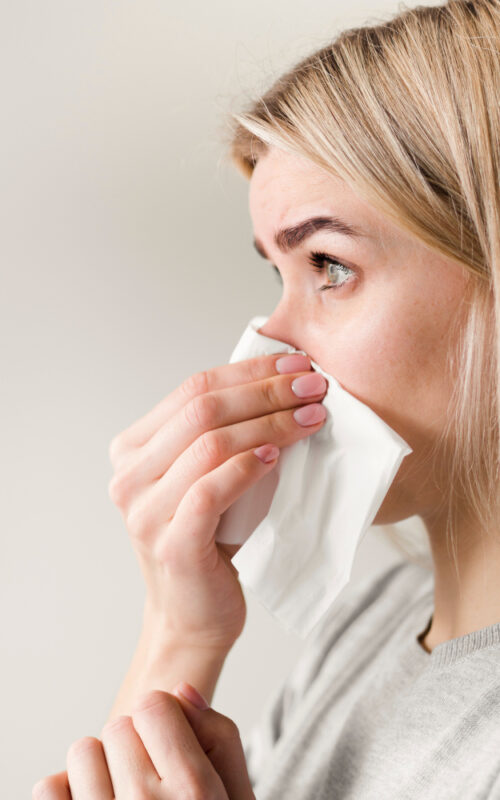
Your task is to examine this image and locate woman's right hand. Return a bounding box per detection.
[108,352,328,653]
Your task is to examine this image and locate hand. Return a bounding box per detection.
[32,684,255,799]
[108,352,327,651]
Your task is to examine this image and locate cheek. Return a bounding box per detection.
[315,290,457,432]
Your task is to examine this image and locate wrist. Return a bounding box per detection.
[105,618,230,723]
[141,599,238,658]
[136,621,230,678]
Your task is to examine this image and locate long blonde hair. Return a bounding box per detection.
[224,0,500,570]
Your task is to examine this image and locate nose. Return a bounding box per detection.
[257,313,307,354]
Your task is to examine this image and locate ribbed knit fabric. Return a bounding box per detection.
[242,560,500,799]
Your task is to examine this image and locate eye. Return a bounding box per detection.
[307,251,356,291]
[271,251,356,292]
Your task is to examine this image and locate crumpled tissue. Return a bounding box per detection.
[214,315,413,638]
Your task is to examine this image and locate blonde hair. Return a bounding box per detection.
[224,0,500,571]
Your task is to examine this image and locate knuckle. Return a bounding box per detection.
[230,454,252,482]
[108,474,123,506]
[193,430,226,464]
[215,713,241,740]
[108,473,124,506]
[246,357,267,383]
[101,715,133,738]
[126,502,152,542]
[267,410,286,439]
[181,370,210,400]
[132,689,170,715]
[184,392,219,431]
[108,466,136,507]
[260,377,279,407]
[188,480,219,516]
[67,736,101,761]
[108,434,136,471]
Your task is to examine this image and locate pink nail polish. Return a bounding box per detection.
[275,354,311,374]
[293,403,327,426]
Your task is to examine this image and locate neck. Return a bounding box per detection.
[420,506,500,651]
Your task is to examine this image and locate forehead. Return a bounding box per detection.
[249,148,341,209]
[248,146,394,247]
[250,148,385,224]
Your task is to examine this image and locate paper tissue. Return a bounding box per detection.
[214,316,413,638]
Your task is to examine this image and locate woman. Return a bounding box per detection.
[33,0,500,797]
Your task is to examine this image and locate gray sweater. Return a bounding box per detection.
[242,559,500,799]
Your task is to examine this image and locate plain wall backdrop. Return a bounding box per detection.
[1,1,438,795]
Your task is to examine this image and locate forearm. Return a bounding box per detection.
[104,621,229,724]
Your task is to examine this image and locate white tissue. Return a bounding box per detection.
[214,316,413,639]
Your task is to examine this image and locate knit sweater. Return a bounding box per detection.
[242,559,500,799]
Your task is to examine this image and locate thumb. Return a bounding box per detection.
[172,682,255,800]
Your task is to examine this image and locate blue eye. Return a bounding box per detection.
[272,251,356,292]
[308,251,355,291]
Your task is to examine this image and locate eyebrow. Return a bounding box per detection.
[253,215,366,260]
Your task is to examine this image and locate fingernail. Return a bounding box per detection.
[291,373,327,398]
[175,681,210,710]
[293,403,327,426]
[275,354,311,374]
[254,444,280,463]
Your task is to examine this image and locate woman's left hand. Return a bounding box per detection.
[32,684,255,799]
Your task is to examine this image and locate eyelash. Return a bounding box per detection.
[272,251,355,292]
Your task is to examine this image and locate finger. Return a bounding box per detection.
[153,443,281,569]
[130,690,225,796]
[100,715,160,797]
[126,395,326,547]
[173,683,255,800]
[32,771,71,799]
[114,362,324,498]
[109,351,311,466]
[66,736,114,800]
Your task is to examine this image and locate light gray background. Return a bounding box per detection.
[1,1,437,795]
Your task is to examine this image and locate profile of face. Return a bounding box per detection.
[249,146,470,526]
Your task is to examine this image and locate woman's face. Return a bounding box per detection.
[249,146,470,524]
